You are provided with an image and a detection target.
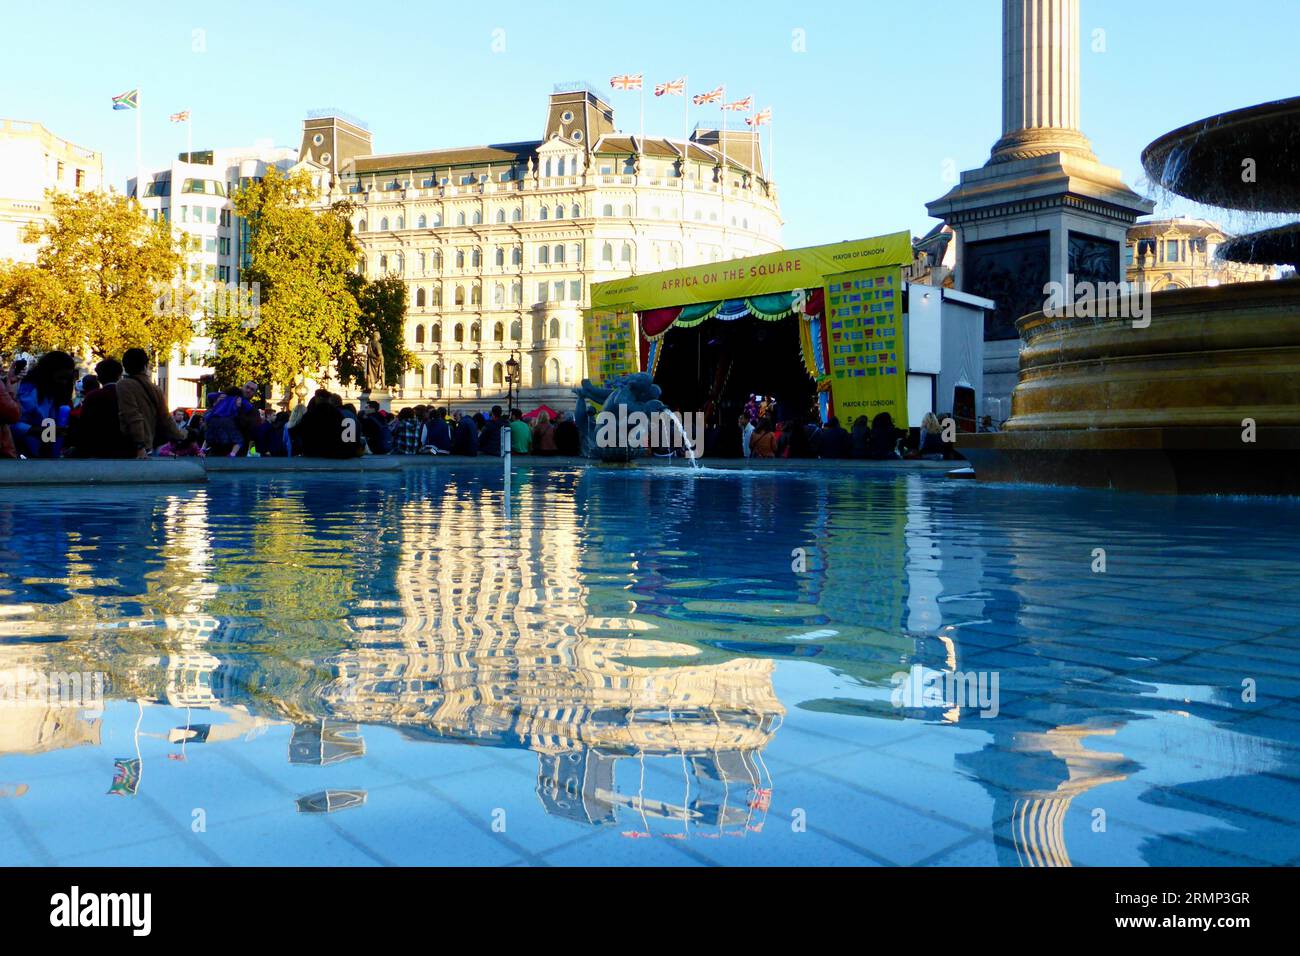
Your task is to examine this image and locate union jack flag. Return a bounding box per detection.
[692,85,724,105]
[722,96,753,112]
[169,110,190,123]
[654,77,686,97]
[746,107,772,127]
[610,73,643,90]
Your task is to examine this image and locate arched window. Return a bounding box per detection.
[495,209,506,223]
[622,203,633,217]
[456,211,466,225]
[455,250,465,269]
[470,321,481,341]
[621,242,633,263]
[455,286,465,307]
[396,216,405,229]
[553,244,565,263]
[471,285,481,306]
[413,365,424,387]
[379,254,389,271]
[415,323,425,344]
[431,323,442,343]
[453,363,464,384]
[495,247,504,267]
[472,210,482,225]
[511,208,522,222]
[538,245,549,265]
[602,204,613,217]
[539,206,548,221]
[548,358,561,384]
[432,213,443,227]
[493,321,504,342]
[493,283,505,307]
[395,253,404,274]
[543,158,552,178]
[549,317,561,340]
[601,242,613,263]
[510,319,522,340]
[432,250,442,270]
[492,362,504,385]
[511,247,522,266]
[430,364,441,387]
[469,364,480,386]
[380,216,389,230]
[417,214,427,228]
[418,252,426,273]
[571,203,580,218]
[359,255,367,274]
[454,323,464,342]
[432,287,443,307]
[471,248,481,268]
[511,283,521,305]
[573,244,582,264]
[555,205,564,219]
[357,218,367,233]
[416,288,426,308]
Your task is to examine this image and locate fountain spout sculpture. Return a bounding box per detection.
[573,373,669,462]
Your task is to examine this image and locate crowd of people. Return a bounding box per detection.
[0,350,584,460]
[730,409,952,461]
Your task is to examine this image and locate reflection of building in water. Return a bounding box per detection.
[317,475,784,833]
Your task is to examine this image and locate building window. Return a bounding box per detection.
[1165,239,1182,262]
[493,321,504,342]
[453,363,464,384]
[471,286,482,306]
[538,246,549,265]
[548,358,561,384]
[492,363,504,385]
[455,286,465,307]
[493,283,505,307]
[431,364,441,387]
[622,203,633,217]
[417,215,427,228]
[358,218,367,233]
[537,282,548,303]
[456,211,466,226]
[573,244,582,264]
[431,323,442,343]
[469,364,480,386]
[554,244,565,263]
[569,279,582,300]
[470,321,481,341]
[512,208,522,222]
[415,323,425,344]
[380,217,389,230]
[471,248,481,268]
[555,205,564,219]
[602,204,613,217]
[454,323,464,342]
[549,317,561,340]
[496,209,506,223]
[602,242,613,263]
[621,242,633,263]
[511,247,522,266]
[510,319,522,339]
[432,251,442,270]
[397,216,405,229]
[539,206,548,221]
[416,288,426,308]
[472,211,482,225]
[456,250,465,268]
[495,247,505,267]
[432,287,443,307]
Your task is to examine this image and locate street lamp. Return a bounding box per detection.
[505,353,520,413]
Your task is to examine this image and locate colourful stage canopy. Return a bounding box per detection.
[589,232,913,313]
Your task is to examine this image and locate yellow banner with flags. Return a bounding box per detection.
[589,232,912,313]
[584,309,640,383]
[825,266,906,424]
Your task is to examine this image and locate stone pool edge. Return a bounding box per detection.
[0,455,958,486]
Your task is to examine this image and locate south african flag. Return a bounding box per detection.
[112,89,139,110]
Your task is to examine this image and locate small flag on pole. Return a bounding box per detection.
[746,107,772,127]
[610,73,643,90]
[692,86,725,106]
[655,77,686,97]
[169,110,190,123]
[112,89,139,111]
[722,95,753,112]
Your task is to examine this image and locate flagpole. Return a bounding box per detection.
[135,88,142,202]
[186,111,192,163]
[682,75,689,194]
[639,80,645,161]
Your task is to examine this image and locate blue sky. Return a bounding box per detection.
[3,0,1296,247]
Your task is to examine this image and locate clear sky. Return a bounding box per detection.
[2,0,1296,247]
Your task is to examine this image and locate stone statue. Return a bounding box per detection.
[364,330,385,392]
[573,372,669,461]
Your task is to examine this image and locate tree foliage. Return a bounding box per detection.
[208,167,359,389]
[0,189,188,358]
[337,272,414,390]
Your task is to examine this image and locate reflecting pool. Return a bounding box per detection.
[2,467,1299,866]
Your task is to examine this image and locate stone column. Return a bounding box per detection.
[989,0,1095,164]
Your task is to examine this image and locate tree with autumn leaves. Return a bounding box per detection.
[207,166,411,393]
[0,189,189,358]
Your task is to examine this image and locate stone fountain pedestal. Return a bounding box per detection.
[960,281,1300,494]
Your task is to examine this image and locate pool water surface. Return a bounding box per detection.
[2,467,1299,866]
